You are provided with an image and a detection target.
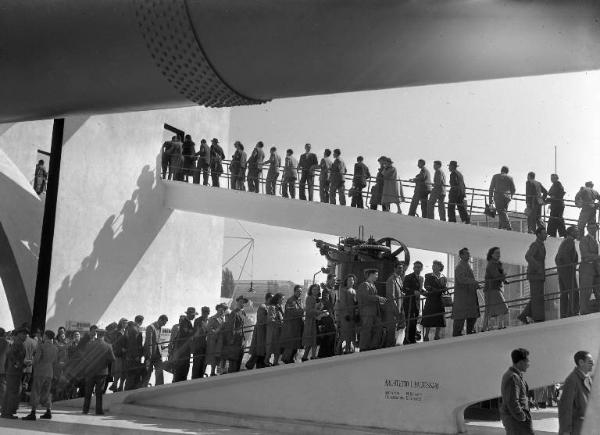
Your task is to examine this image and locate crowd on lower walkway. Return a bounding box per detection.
[161,136,600,237]
[1,220,598,420]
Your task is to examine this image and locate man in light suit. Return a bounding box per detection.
[555,226,579,318]
[519,227,547,323]
[489,166,516,230]
[246,141,265,193]
[22,330,58,420]
[356,269,386,351]
[500,348,533,435]
[282,149,298,199]
[383,262,404,347]
[559,350,594,435]
[298,143,319,201]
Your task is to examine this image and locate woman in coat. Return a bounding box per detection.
[482,247,509,331]
[421,260,448,341]
[265,293,285,366]
[369,157,385,210]
[381,157,404,213]
[302,284,323,361]
[337,274,358,354]
[206,303,227,376]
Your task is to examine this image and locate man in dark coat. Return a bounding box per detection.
[246,141,265,193]
[192,307,210,379]
[1,327,27,419]
[223,296,249,373]
[194,139,211,185]
[547,173,567,238]
[298,143,319,201]
[500,348,533,435]
[246,293,272,370]
[209,138,225,187]
[559,351,594,435]
[448,161,470,224]
[408,159,432,218]
[357,269,386,351]
[319,149,332,203]
[351,156,371,209]
[181,134,196,182]
[403,262,424,344]
[124,316,144,390]
[81,334,116,415]
[172,307,196,382]
[328,149,347,205]
[452,248,481,336]
[519,228,547,323]
[281,285,304,363]
[555,226,579,318]
[525,171,548,234]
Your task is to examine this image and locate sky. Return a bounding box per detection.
[223,70,600,284]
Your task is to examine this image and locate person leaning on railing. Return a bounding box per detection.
[350,156,370,209]
[408,159,431,218]
[575,181,600,239]
[555,226,580,318]
[246,141,265,194]
[209,138,225,187]
[328,149,347,205]
[265,146,281,195]
[194,139,211,186]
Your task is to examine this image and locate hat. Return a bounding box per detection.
[211,138,219,143]
[201,306,210,313]
[448,160,458,167]
[216,303,228,311]
[236,295,249,303]
[363,268,378,278]
[185,307,198,316]
[377,156,386,162]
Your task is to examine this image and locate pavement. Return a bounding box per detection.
[0,406,559,435]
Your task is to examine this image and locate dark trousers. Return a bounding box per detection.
[83,375,105,414]
[427,191,446,221]
[452,318,477,336]
[359,316,383,351]
[0,374,6,410]
[210,170,221,187]
[142,358,164,387]
[519,280,545,322]
[1,374,21,416]
[558,266,579,318]
[494,194,512,230]
[194,162,210,185]
[319,179,330,203]
[351,185,365,208]
[547,204,566,237]
[382,307,397,347]
[403,310,419,344]
[173,357,190,382]
[161,158,169,180]
[527,203,544,233]
[329,181,346,205]
[282,178,296,198]
[191,348,207,379]
[299,172,314,201]
[408,190,429,218]
[124,358,144,391]
[500,412,534,435]
[247,170,261,193]
[266,173,279,195]
[448,191,470,223]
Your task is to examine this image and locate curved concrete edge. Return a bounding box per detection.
[59,315,600,434]
[163,181,561,266]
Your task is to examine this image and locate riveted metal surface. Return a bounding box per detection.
[132,0,267,107]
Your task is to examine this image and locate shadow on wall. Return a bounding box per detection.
[0,172,42,326]
[46,161,172,327]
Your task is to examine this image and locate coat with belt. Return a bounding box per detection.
[559,368,591,435]
[384,273,403,319]
[525,239,546,281]
[357,281,383,318]
[452,260,480,320]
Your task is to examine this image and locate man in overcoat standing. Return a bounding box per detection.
[298,143,318,201]
[555,226,579,318]
[500,348,533,435]
[519,227,547,323]
[383,262,404,347]
[81,333,116,415]
[559,350,594,435]
[357,269,386,351]
[452,248,481,336]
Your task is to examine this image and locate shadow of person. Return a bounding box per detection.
[46,163,172,328]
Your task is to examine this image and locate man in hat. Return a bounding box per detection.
[194,138,211,185]
[409,159,432,218]
[298,143,319,201]
[489,166,516,230]
[209,138,225,187]
[329,149,347,205]
[143,314,168,387]
[559,350,594,435]
[579,222,600,315]
[357,269,386,351]
[223,296,249,373]
[555,226,579,318]
[1,327,27,419]
[172,307,197,382]
[427,160,447,221]
[192,307,210,379]
[319,149,332,203]
[575,182,600,238]
[448,161,470,224]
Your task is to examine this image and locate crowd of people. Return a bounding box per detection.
[1,218,598,420]
[160,136,600,237]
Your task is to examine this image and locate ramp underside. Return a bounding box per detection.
[65,314,600,434]
[164,181,561,266]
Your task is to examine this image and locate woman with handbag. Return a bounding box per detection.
[482,247,509,331]
[421,260,448,341]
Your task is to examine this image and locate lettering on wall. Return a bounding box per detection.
[384,379,440,402]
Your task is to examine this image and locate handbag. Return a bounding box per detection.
[442,294,453,308]
[484,201,496,218]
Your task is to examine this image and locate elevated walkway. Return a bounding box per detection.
[163,181,562,266]
[60,314,600,434]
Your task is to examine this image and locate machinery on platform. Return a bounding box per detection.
[314,227,409,297]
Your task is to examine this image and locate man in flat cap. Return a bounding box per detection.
[172,307,197,382]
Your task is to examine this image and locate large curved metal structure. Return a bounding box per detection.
[1,0,600,122]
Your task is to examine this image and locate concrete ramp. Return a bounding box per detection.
[63,314,600,434]
[164,181,561,266]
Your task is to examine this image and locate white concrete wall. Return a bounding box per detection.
[27,107,229,330]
